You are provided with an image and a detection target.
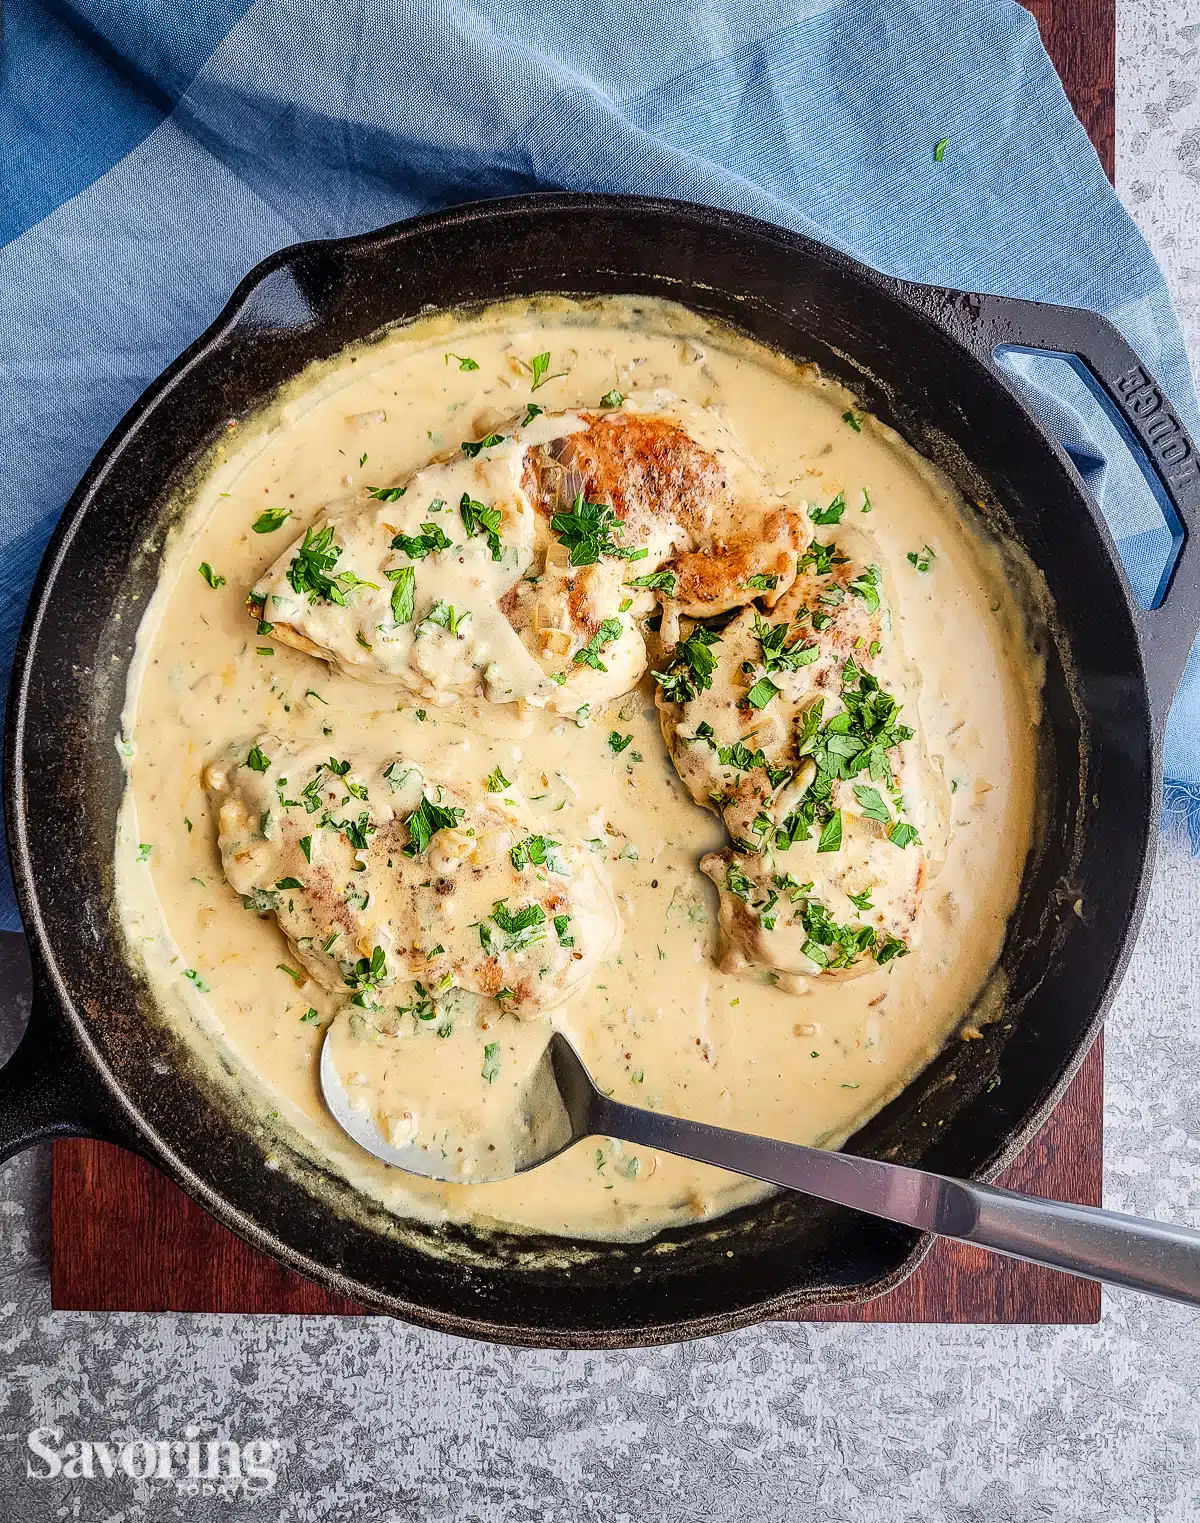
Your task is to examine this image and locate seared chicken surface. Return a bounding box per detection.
[206,738,619,1018]
[249,398,811,716]
[656,524,949,982]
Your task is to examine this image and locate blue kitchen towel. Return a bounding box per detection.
[2,0,1200,931]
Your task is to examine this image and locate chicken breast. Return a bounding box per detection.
[249,396,811,717]
[657,524,949,982]
[206,737,620,1018]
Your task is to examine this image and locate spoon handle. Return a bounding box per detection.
[598,1097,1200,1306]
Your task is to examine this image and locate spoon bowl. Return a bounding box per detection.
[322,1024,1200,1306]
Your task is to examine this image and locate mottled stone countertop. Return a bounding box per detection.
[3,6,1200,1518]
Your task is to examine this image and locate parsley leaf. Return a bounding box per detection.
[461,432,505,458]
[385,565,415,623]
[199,562,225,589]
[286,524,372,606]
[848,563,882,614]
[446,353,479,371]
[746,676,781,710]
[245,744,271,772]
[888,821,920,848]
[510,835,559,871]
[529,351,565,391]
[754,614,819,673]
[811,493,848,526]
[817,809,843,853]
[425,600,471,635]
[842,410,862,432]
[391,522,451,559]
[626,569,676,594]
[551,494,641,566]
[847,886,874,912]
[368,486,407,502]
[599,389,624,407]
[852,783,892,823]
[521,402,544,427]
[907,545,936,572]
[459,494,503,560]
[573,618,623,671]
[252,508,291,533]
[486,766,510,792]
[608,731,633,754]
[744,572,779,591]
[799,541,849,576]
[482,1042,502,1082]
[652,626,722,703]
[403,795,465,855]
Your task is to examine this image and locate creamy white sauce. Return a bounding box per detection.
[114,296,1041,1244]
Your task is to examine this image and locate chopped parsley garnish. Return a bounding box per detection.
[810,493,848,526]
[888,821,920,849]
[286,525,376,605]
[861,488,873,514]
[772,661,914,852]
[817,810,843,853]
[626,569,677,594]
[848,563,882,614]
[485,766,511,792]
[876,932,908,963]
[398,983,436,1021]
[385,565,415,623]
[754,614,819,673]
[299,835,313,861]
[521,402,544,427]
[573,618,623,671]
[136,843,152,862]
[480,898,547,953]
[530,351,564,391]
[391,522,451,559]
[446,352,479,371]
[746,676,781,710]
[852,784,892,823]
[277,964,305,986]
[245,744,271,772]
[459,494,503,560]
[355,631,373,651]
[275,876,303,890]
[608,731,633,754]
[847,886,874,912]
[341,945,388,993]
[744,572,779,591]
[550,493,644,566]
[934,136,949,163]
[426,599,471,635]
[554,913,574,947]
[252,507,291,533]
[183,968,210,991]
[799,541,849,576]
[199,562,225,589]
[402,794,464,855]
[461,432,505,458]
[510,834,559,871]
[599,389,624,407]
[651,625,722,704]
[300,1007,320,1023]
[482,1042,502,1082]
[907,544,936,572]
[842,410,862,432]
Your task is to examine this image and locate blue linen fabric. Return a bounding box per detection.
[2,0,1199,929]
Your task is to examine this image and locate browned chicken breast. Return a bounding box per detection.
[248,398,811,716]
[656,524,949,983]
[206,737,619,1018]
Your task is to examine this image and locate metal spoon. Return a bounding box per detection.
[322,1028,1200,1306]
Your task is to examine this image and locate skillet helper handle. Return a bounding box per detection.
[597,1098,1200,1307]
[907,287,1200,722]
[0,955,132,1163]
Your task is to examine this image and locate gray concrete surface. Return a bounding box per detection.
[3,3,1200,1516]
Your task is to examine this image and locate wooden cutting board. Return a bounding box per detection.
[50,0,1113,1323]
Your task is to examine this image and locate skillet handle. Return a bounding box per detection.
[0,947,135,1163]
[904,287,1200,726]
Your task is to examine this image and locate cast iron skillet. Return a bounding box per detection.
[2,195,1199,1347]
